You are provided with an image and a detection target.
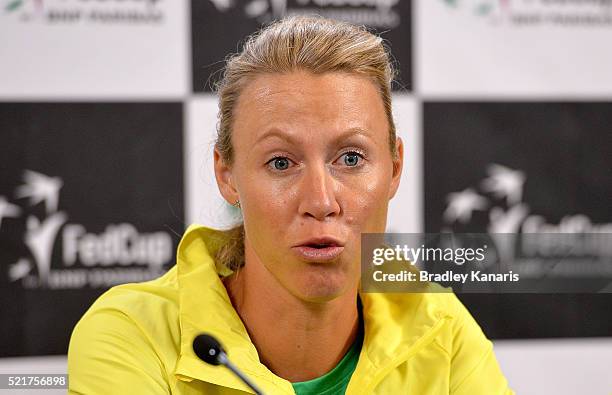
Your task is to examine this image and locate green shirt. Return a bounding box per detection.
[291,300,364,395]
[291,334,362,395]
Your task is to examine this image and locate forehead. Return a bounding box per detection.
[232,70,388,146]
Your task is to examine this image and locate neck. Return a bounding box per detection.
[222,258,360,382]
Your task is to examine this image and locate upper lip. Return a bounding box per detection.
[294,237,345,247]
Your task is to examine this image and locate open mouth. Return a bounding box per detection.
[307,243,335,249]
[292,243,344,262]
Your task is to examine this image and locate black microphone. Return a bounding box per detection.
[193,333,267,395]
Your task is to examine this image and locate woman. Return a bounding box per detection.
[68,15,514,394]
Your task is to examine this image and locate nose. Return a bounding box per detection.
[298,163,341,221]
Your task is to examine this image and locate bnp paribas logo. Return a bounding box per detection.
[442,0,612,28]
[3,0,164,24]
[3,0,44,20]
[4,0,36,12]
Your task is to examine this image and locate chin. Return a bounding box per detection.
[292,266,354,303]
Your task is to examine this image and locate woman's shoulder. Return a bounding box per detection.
[69,265,181,353]
[402,287,512,393]
[408,284,491,348]
[417,287,513,394]
[81,264,180,321]
[364,283,493,360]
[67,265,182,393]
[365,282,474,324]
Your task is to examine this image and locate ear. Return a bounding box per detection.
[214,148,239,205]
[388,136,404,200]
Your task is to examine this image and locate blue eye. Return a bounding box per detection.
[342,151,363,167]
[270,157,290,170]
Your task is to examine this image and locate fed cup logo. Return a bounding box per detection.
[441,0,510,16]
[3,170,65,286]
[207,0,401,28]
[2,170,174,289]
[442,163,612,270]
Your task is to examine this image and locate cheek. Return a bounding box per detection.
[342,169,391,228]
[240,175,297,244]
[247,181,297,222]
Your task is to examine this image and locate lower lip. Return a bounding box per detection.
[292,246,344,262]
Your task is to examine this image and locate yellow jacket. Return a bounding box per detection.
[68,224,514,394]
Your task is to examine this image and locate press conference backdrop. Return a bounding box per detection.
[1,1,611,394]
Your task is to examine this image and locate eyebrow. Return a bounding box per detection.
[255,127,375,146]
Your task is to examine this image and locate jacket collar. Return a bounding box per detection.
[174,224,454,394]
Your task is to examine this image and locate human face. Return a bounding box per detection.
[215,70,403,303]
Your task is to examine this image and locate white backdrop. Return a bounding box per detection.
[0,0,189,99]
[417,0,612,98]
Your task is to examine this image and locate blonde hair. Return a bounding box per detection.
[213,15,398,272]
